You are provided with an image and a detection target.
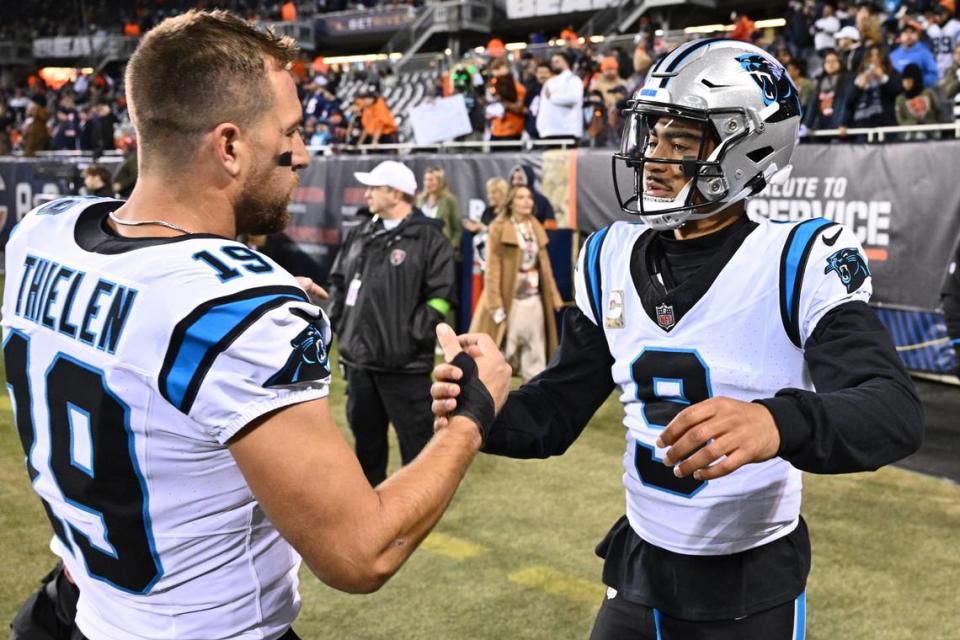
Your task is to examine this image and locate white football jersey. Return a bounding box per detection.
[928,20,960,76]
[2,198,332,639]
[575,216,871,555]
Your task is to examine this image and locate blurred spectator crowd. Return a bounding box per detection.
[0,0,419,40]
[2,0,960,156]
[779,0,960,138]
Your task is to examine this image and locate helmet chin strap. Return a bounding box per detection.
[641,162,789,230]
[640,139,726,218]
[642,179,695,213]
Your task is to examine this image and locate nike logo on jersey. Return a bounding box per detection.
[822,227,843,246]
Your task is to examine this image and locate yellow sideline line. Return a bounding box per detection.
[896,337,950,352]
[508,565,601,606]
[0,395,10,411]
[420,532,488,560]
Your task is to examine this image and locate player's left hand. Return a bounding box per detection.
[296,276,329,303]
[656,397,781,481]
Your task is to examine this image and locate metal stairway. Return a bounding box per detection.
[578,0,717,38]
[382,0,493,71]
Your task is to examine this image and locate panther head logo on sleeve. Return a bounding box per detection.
[824,248,872,294]
[264,310,331,387]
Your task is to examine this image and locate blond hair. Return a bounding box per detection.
[485,177,509,207]
[125,10,298,170]
[857,13,883,46]
[423,166,452,200]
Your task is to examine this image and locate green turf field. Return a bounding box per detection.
[1,336,958,638]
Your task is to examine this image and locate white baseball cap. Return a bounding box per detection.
[835,25,860,42]
[354,161,418,196]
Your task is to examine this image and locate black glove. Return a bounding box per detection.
[449,351,495,442]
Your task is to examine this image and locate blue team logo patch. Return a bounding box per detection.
[264,314,330,387]
[735,54,801,122]
[824,248,871,293]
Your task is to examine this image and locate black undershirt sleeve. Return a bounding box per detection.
[756,300,924,474]
[940,238,960,374]
[482,307,617,459]
[943,293,960,374]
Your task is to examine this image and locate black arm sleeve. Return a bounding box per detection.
[756,301,924,474]
[940,238,960,373]
[483,307,617,459]
[942,294,960,373]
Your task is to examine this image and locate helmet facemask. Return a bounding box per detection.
[613,100,759,230]
[611,39,804,231]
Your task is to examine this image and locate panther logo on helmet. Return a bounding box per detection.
[612,39,802,230]
[735,53,802,122]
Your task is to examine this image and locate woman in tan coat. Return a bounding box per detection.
[469,185,564,380]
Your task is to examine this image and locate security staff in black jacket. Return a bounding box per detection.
[329,161,456,485]
[941,232,960,378]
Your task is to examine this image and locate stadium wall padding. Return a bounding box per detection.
[2,141,958,374]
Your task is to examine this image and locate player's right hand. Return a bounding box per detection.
[432,325,511,430]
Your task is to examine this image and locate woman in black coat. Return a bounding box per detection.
[842,44,900,135]
[803,49,851,132]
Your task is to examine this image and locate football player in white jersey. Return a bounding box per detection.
[927,3,960,78]
[432,39,923,639]
[4,10,509,640]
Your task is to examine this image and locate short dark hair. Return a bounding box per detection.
[552,49,576,68]
[787,58,807,75]
[125,10,298,171]
[84,165,112,183]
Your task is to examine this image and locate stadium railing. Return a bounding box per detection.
[32,150,125,158]
[804,122,960,143]
[8,122,960,159]
[305,138,577,155]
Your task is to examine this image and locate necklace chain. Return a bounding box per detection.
[108,211,191,235]
[513,216,534,243]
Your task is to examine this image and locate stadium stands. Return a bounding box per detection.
[2,0,960,156]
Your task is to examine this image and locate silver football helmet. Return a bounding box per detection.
[613,38,802,229]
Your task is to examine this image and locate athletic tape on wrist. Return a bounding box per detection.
[449,352,495,441]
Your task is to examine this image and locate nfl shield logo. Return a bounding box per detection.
[656,303,675,330]
[390,249,406,266]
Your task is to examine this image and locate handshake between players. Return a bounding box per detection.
[431,332,784,483]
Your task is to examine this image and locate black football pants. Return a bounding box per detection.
[345,366,434,486]
[10,563,303,640]
[10,562,81,640]
[590,588,805,640]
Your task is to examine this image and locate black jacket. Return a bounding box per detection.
[842,72,900,128]
[328,210,455,373]
[941,233,960,376]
